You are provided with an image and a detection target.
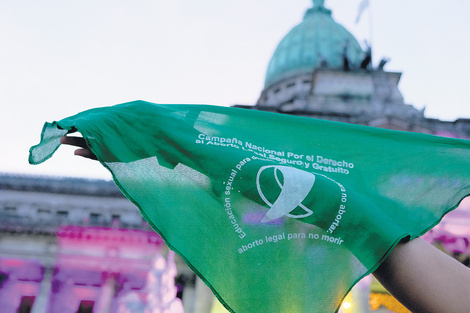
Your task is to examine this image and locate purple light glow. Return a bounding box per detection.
[423,197,470,254]
[433,130,469,140]
[56,225,165,247]
[0,225,175,313]
[243,212,284,225]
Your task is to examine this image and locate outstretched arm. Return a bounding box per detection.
[373,237,470,313]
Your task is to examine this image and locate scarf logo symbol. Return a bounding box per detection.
[257,165,315,223]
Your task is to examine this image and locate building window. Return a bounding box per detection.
[77,300,94,313]
[4,205,16,212]
[57,211,68,217]
[37,208,51,216]
[90,213,102,225]
[17,296,35,313]
[56,211,69,225]
[0,272,8,288]
[111,214,121,227]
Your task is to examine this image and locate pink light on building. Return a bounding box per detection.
[0,259,42,313]
[56,225,165,247]
[0,225,182,313]
[46,225,170,313]
[424,197,470,255]
[433,130,469,140]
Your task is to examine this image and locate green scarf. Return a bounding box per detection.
[29,101,470,313]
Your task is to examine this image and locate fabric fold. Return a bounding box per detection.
[29,100,470,313]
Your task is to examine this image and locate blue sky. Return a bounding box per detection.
[1,0,469,179]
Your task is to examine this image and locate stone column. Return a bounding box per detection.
[192,277,214,313]
[353,275,372,313]
[94,276,116,313]
[31,266,54,313]
[181,279,196,313]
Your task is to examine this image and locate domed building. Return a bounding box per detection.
[1,2,469,313]
[264,0,364,88]
[235,1,470,312]
[238,0,470,138]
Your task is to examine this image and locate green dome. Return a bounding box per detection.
[265,0,365,87]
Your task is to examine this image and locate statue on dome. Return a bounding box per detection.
[312,0,325,8]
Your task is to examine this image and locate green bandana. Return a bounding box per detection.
[29,101,470,313]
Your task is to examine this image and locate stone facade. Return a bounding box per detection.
[0,174,213,313]
[2,1,469,312]
[237,67,470,138]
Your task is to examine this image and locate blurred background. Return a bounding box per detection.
[1,1,469,312]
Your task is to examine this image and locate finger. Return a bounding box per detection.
[61,136,98,160]
[74,148,98,160]
[60,136,89,148]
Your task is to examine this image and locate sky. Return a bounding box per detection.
[1,0,469,180]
